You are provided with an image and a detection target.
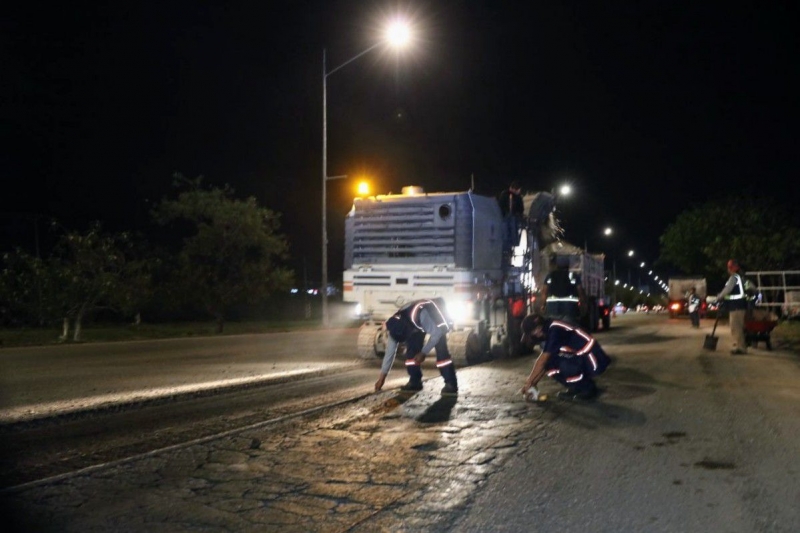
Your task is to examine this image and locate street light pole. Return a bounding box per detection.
[321,46,377,327]
[613,257,617,304]
[322,48,328,327]
[321,21,412,327]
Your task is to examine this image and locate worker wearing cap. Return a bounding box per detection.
[519,313,610,401]
[717,259,748,354]
[374,298,459,396]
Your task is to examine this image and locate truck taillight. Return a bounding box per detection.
[670,303,681,311]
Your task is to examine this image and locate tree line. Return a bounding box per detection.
[658,195,800,287]
[3,186,798,340]
[0,176,294,339]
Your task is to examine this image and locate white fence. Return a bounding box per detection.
[750,271,800,318]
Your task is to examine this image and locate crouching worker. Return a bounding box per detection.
[520,313,610,401]
[374,298,459,396]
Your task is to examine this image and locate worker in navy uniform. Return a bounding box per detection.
[519,313,610,401]
[717,259,748,354]
[374,298,459,396]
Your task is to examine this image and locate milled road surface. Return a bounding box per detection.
[0,328,362,422]
[2,314,799,532]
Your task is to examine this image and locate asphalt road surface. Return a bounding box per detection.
[454,313,800,532]
[1,313,799,532]
[0,326,394,488]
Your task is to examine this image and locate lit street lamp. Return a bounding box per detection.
[321,19,412,326]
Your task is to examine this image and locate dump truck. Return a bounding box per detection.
[667,277,707,318]
[541,241,611,331]
[342,185,562,365]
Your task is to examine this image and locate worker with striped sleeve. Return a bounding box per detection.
[519,313,610,401]
[374,298,459,396]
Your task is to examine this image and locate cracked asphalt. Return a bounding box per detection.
[4,315,799,532]
[3,357,548,532]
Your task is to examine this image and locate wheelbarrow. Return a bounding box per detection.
[744,311,779,350]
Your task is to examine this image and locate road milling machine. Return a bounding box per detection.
[342,185,564,366]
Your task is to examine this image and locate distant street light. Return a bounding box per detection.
[357,180,371,196]
[321,18,413,326]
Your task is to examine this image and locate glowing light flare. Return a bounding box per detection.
[357,181,370,196]
[385,19,412,48]
[447,299,474,325]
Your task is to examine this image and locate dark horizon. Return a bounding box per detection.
[3,1,797,282]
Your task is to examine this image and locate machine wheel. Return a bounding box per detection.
[448,330,483,366]
[490,343,508,360]
[357,323,382,360]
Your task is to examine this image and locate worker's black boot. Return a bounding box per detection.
[401,366,423,391]
[400,381,423,392]
[438,365,458,396]
[440,382,458,396]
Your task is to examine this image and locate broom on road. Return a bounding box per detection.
[704,314,720,351]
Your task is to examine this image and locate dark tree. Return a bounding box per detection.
[151,176,294,332]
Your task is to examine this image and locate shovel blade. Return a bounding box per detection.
[703,334,718,351]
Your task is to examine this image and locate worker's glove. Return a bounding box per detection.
[522,385,540,401]
[413,352,426,365]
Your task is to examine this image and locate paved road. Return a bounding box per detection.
[0,328,363,422]
[2,313,799,532]
[454,314,800,532]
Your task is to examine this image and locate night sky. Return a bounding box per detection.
[3,1,797,283]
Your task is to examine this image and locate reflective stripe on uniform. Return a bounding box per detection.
[409,300,450,330]
[566,373,584,383]
[728,274,746,300]
[587,352,598,371]
[405,360,419,366]
[436,359,452,368]
[552,320,594,356]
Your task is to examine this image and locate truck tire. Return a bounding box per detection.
[357,323,383,360]
[448,330,483,366]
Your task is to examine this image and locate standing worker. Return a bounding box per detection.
[717,259,748,354]
[497,180,525,258]
[688,286,701,328]
[519,313,610,401]
[374,298,459,396]
[540,253,586,324]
